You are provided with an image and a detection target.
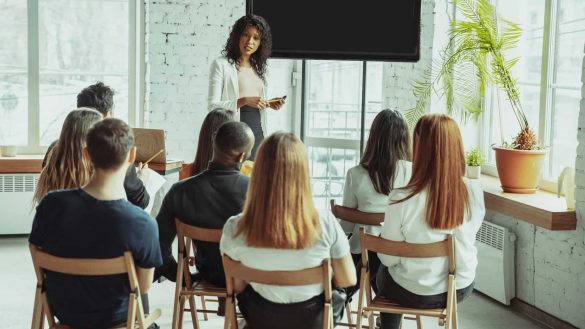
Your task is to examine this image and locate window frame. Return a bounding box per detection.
[480,0,580,192]
[16,0,144,155]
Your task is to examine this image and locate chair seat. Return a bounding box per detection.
[184,280,227,297]
[365,296,446,318]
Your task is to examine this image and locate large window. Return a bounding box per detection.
[0,0,141,153]
[303,61,383,217]
[483,0,584,180]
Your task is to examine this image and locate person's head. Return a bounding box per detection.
[361,109,411,195]
[397,114,468,230]
[212,121,254,164]
[33,108,102,204]
[222,15,272,80]
[84,118,135,173]
[192,109,235,176]
[77,82,115,117]
[235,132,320,249]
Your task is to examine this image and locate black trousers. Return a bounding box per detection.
[376,266,474,329]
[346,251,381,301]
[239,105,264,160]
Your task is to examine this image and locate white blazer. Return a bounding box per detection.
[207,56,268,136]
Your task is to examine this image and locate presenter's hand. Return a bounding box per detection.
[244,97,268,110]
[268,98,285,110]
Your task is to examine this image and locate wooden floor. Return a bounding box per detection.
[0,237,547,329]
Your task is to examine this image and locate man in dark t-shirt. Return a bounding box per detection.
[29,118,162,329]
[155,121,254,286]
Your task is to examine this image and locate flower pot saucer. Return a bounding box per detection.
[501,186,537,194]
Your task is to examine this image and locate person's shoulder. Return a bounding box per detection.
[43,188,82,203]
[211,56,231,68]
[223,214,243,236]
[463,177,484,203]
[348,164,366,176]
[397,159,413,170]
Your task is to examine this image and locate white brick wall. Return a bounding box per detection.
[486,44,585,328]
[145,0,245,161]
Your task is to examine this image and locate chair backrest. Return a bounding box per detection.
[330,199,384,226]
[175,218,223,255]
[179,163,194,180]
[359,228,455,274]
[29,244,147,329]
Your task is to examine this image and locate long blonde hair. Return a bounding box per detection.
[395,114,469,230]
[235,132,320,249]
[33,108,102,204]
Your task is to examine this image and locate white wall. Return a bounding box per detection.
[485,45,585,328]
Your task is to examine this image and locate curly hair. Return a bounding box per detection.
[222,15,272,80]
[77,81,115,116]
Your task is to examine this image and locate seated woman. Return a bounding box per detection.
[376,114,485,329]
[180,108,234,180]
[220,132,356,329]
[33,108,102,204]
[340,109,411,296]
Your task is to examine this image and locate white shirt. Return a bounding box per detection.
[340,161,412,254]
[379,178,485,295]
[220,214,350,303]
[207,56,268,136]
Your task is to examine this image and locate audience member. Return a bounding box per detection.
[33,108,102,204]
[376,114,485,329]
[155,121,254,285]
[42,81,150,208]
[340,109,411,297]
[184,108,234,178]
[29,118,162,329]
[220,132,356,329]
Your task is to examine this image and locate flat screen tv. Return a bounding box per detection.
[246,0,422,62]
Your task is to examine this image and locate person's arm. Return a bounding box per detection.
[339,169,358,235]
[155,186,179,272]
[208,58,238,111]
[332,253,357,288]
[136,267,155,293]
[124,166,150,209]
[378,192,406,268]
[219,216,248,293]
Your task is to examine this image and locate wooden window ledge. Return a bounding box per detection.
[480,175,577,230]
[0,155,44,173]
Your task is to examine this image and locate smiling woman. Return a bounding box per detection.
[207,15,285,160]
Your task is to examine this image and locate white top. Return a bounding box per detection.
[207,56,268,135]
[237,67,264,98]
[379,178,485,295]
[340,161,412,254]
[220,214,350,303]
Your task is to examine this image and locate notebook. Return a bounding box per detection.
[132,128,167,163]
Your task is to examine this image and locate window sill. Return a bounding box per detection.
[0,155,44,173]
[480,174,577,231]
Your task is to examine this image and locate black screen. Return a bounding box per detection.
[247,0,421,62]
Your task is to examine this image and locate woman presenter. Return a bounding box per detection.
[208,15,284,159]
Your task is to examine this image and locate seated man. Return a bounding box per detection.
[29,118,162,329]
[42,81,150,208]
[155,121,254,285]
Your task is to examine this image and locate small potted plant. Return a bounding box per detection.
[465,148,485,179]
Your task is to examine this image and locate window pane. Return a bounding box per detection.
[306,61,363,139]
[0,1,28,146]
[364,62,384,139]
[554,0,585,86]
[308,146,359,219]
[38,0,129,145]
[550,88,579,178]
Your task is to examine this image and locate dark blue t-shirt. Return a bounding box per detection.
[29,189,162,329]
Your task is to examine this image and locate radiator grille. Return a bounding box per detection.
[476,221,505,251]
[0,174,38,193]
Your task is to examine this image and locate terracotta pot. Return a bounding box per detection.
[493,146,547,194]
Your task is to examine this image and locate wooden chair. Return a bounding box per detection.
[179,163,194,181]
[222,255,334,329]
[29,244,160,329]
[356,228,457,329]
[173,219,226,329]
[330,199,384,327]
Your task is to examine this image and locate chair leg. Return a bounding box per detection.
[200,296,208,321]
[345,302,353,327]
[188,296,199,329]
[31,287,45,329]
[178,296,186,329]
[452,297,458,329]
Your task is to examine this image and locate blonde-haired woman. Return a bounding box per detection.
[376,114,485,329]
[33,108,102,204]
[220,132,356,329]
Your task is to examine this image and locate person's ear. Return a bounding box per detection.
[82,147,92,162]
[127,146,136,164]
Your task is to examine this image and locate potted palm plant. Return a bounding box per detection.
[404,0,545,193]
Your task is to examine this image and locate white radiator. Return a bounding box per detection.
[474,221,516,305]
[0,174,38,234]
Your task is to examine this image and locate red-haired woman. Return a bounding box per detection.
[376,114,485,329]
